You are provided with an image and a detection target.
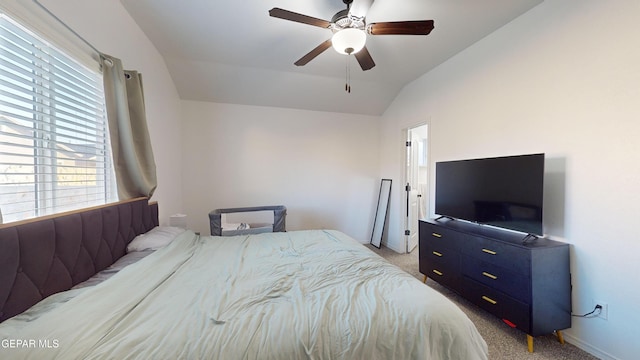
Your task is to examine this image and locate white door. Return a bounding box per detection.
[405,125,428,253]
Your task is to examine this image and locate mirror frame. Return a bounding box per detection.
[370,179,392,248]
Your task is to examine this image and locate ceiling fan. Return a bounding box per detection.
[268,0,435,72]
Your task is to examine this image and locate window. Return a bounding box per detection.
[0,14,116,223]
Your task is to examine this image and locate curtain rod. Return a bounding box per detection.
[32,0,102,56]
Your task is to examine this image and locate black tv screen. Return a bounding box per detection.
[435,153,544,236]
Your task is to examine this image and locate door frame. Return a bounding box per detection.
[402,121,430,253]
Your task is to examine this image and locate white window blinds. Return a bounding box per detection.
[0,14,116,223]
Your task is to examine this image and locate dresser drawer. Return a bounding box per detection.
[419,222,461,250]
[421,241,456,263]
[420,245,457,271]
[461,278,531,333]
[460,255,530,302]
[461,236,530,275]
[423,261,459,291]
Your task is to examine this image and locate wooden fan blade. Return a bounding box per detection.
[367,20,434,35]
[294,39,333,66]
[354,46,375,71]
[269,8,332,28]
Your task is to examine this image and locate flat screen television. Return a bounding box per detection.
[434,153,544,236]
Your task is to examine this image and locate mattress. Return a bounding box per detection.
[0,230,487,359]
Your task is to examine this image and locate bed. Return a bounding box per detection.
[0,199,488,359]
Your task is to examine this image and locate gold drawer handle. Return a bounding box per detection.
[482,272,498,280]
[432,251,443,257]
[482,296,497,305]
[432,233,442,238]
[432,269,443,276]
[482,248,497,255]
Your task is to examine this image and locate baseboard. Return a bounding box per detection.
[359,240,405,253]
[381,240,405,253]
[563,333,620,360]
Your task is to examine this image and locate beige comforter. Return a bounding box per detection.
[0,230,487,359]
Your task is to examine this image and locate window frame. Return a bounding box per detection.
[0,12,117,224]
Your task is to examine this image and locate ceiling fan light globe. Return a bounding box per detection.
[331,28,366,55]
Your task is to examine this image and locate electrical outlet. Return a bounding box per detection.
[593,300,608,320]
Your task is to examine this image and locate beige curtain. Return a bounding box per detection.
[101,54,157,199]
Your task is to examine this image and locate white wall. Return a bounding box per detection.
[40,0,184,225]
[180,101,380,241]
[381,0,640,359]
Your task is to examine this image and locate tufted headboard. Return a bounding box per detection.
[0,197,158,323]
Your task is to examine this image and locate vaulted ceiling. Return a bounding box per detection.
[120,0,543,115]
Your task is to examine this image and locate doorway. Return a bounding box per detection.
[404,124,428,253]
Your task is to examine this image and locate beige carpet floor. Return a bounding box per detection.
[366,244,598,360]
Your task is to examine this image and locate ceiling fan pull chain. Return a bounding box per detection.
[345,56,351,93]
[345,56,348,92]
[348,56,352,93]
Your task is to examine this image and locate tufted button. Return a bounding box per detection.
[17,267,22,273]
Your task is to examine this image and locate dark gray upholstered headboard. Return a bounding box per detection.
[0,197,158,323]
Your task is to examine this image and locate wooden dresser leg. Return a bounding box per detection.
[422,274,427,283]
[527,334,534,353]
[556,330,565,345]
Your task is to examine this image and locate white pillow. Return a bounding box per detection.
[127,226,186,252]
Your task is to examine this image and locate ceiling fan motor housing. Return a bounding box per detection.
[331,9,365,31]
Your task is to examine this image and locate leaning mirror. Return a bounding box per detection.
[371,179,392,248]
